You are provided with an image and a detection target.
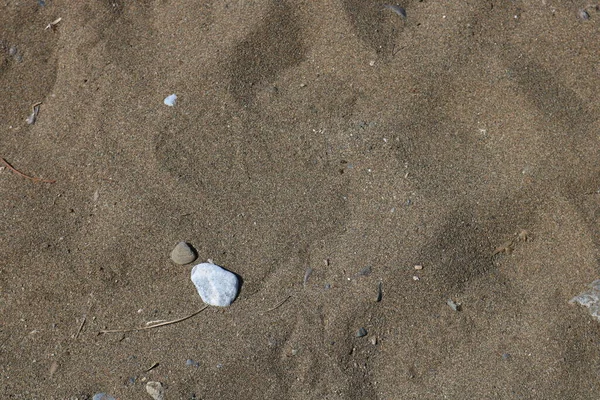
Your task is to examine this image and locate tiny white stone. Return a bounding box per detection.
[146,381,164,400]
[191,262,239,307]
[163,94,177,106]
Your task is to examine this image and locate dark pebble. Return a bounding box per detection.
[356,327,368,337]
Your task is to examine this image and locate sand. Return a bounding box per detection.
[1,1,600,398]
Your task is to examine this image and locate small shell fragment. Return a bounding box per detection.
[45,17,62,30]
[26,102,42,125]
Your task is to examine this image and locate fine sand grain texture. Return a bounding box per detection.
[1,1,600,398]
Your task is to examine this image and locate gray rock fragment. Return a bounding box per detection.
[356,327,368,337]
[170,241,197,265]
[146,381,165,400]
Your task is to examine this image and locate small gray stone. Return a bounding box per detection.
[186,359,200,367]
[191,262,239,307]
[146,381,165,400]
[356,327,368,337]
[170,241,197,265]
[92,395,116,400]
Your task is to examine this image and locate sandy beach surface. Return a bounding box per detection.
[2,1,600,399]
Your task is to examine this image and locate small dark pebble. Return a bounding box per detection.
[502,353,511,360]
[376,281,383,302]
[356,327,368,337]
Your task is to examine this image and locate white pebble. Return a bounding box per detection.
[146,381,164,400]
[163,94,177,106]
[191,262,240,307]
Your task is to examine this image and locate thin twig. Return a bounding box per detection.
[98,305,208,334]
[262,295,292,313]
[1,158,56,183]
[144,362,160,372]
[72,316,86,339]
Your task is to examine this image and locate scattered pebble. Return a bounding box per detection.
[355,327,368,337]
[186,359,200,368]
[569,279,600,321]
[412,276,419,281]
[146,381,165,400]
[414,265,423,270]
[163,94,177,106]
[578,9,590,20]
[191,262,240,307]
[170,241,197,265]
[384,4,407,19]
[375,281,383,302]
[447,299,461,311]
[502,353,511,360]
[92,394,116,400]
